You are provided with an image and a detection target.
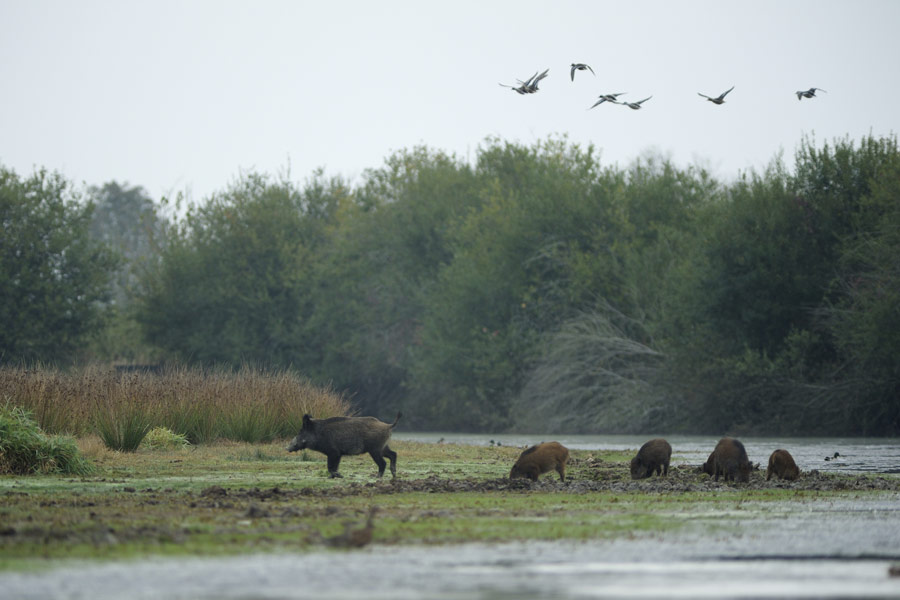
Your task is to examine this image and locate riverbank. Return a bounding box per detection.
[2,438,899,572]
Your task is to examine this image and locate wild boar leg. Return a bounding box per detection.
[326,453,343,478]
[369,450,387,477]
[382,445,398,478]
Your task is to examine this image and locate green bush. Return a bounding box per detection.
[0,402,94,475]
[141,426,191,450]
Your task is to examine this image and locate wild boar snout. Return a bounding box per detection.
[286,435,306,452]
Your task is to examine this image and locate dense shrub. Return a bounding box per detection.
[141,427,190,450]
[0,402,94,475]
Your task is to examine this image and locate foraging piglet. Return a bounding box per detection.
[287,413,401,478]
[701,451,716,476]
[630,438,672,479]
[509,441,569,482]
[711,437,752,483]
[766,449,800,481]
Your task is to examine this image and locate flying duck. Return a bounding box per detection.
[590,92,626,108]
[499,71,535,94]
[796,87,826,100]
[524,68,550,93]
[698,86,735,105]
[500,68,550,94]
[621,95,652,110]
[570,63,595,81]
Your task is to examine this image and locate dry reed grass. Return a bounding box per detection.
[0,364,351,444]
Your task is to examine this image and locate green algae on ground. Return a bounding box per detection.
[1,439,897,570]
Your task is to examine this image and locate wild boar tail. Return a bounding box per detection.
[390,412,403,428]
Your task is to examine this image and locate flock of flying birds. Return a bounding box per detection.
[499,63,827,109]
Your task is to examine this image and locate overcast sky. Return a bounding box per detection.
[2,0,898,203]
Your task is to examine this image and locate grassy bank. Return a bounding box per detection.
[2,439,897,570]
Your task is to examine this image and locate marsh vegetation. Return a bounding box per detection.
[0,365,350,449]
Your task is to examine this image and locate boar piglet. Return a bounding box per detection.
[287,412,401,478]
[766,449,800,481]
[630,438,672,479]
[509,442,569,482]
[701,451,716,476]
[711,437,752,483]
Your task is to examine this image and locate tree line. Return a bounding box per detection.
[2,134,898,435]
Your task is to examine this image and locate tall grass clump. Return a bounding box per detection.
[0,364,352,445]
[0,401,95,475]
[159,365,351,443]
[208,366,349,442]
[92,369,158,451]
[94,398,155,451]
[219,403,279,444]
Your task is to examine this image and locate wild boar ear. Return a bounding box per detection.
[302,414,312,428]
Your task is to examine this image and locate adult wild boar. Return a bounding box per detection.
[509,441,569,482]
[711,437,751,483]
[287,413,401,478]
[766,449,800,481]
[630,438,672,479]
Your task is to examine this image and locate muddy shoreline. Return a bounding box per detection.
[215,462,900,500]
[6,467,897,555]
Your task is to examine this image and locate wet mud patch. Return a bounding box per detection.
[207,463,900,501]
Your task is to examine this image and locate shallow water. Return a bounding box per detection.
[395,432,900,474]
[3,495,900,599]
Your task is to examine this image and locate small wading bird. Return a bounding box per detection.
[796,87,826,100]
[621,95,652,110]
[589,92,626,108]
[499,68,549,94]
[698,85,735,105]
[324,506,378,548]
[570,63,594,81]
